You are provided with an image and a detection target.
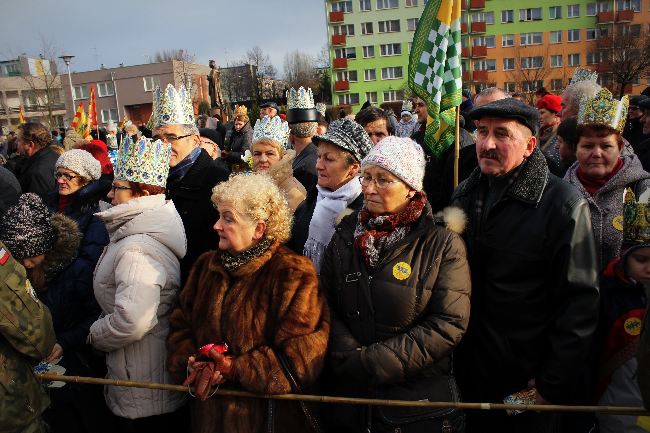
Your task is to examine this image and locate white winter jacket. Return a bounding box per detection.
[89,194,187,419]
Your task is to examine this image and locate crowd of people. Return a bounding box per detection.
[3,67,650,433]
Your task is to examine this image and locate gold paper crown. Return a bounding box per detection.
[287,87,315,110]
[577,89,629,133]
[623,188,650,246]
[115,136,171,188]
[234,105,248,117]
[152,84,195,127]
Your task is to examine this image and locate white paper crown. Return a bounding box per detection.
[152,84,195,127]
[115,136,171,187]
[316,102,327,117]
[401,100,413,112]
[570,68,598,86]
[253,115,290,149]
[287,87,315,110]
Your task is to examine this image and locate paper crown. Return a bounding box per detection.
[253,115,290,150]
[234,105,248,117]
[577,88,629,133]
[152,84,195,127]
[624,187,650,247]
[315,103,327,117]
[115,135,171,187]
[570,68,599,86]
[286,87,318,124]
[401,100,413,112]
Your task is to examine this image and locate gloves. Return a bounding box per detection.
[331,348,370,379]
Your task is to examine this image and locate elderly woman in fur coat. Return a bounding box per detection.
[167,173,329,433]
[320,137,471,433]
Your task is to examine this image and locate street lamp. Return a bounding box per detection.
[58,54,75,119]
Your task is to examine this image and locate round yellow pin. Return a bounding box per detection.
[392,262,412,280]
[624,317,642,336]
[612,215,624,231]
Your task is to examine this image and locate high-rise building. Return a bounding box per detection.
[325,0,650,113]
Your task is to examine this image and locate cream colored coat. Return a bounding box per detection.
[89,194,187,419]
[267,149,306,212]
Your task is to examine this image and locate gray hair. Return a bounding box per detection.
[180,124,200,136]
[289,122,317,138]
[476,87,510,102]
[562,81,602,113]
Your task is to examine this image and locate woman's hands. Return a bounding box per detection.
[183,348,233,401]
[45,343,63,363]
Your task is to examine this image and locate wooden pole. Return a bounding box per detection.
[37,373,649,415]
[453,105,461,187]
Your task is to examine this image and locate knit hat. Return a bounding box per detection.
[361,136,426,191]
[55,149,102,181]
[312,119,373,162]
[0,193,55,260]
[536,94,562,114]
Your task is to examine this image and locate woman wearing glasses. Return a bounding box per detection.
[288,119,373,273]
[89,136,187,430]
[320,136,471,433]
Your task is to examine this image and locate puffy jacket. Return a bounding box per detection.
[89,194,187,419]
[225,122,253,164]
[320,203,471,432]
[451,148,600,404]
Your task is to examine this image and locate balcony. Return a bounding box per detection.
[617,9,635,22]
[331,34,346,46]
[333,58,348,69]
[462,71,470,81]
[470,22,486,34]
[461,22,468,33]
[471,46,487,58]
[461,47,469,58]
[329,11,344,23]
[597,11,615,24]
[473,70,489,82]
[334,80,350,91]
[469,0,485,10]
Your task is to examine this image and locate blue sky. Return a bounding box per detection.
[1,0,328,75]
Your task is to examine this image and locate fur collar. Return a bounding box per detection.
[455,147,549,206]
[209,240,282,278]
[43,213,81,279]
[267,149,296,185]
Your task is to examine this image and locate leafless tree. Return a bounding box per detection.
[220,62,257,105]
[504,45,552,104]
[152,49,197,90]
[283,50,320,90]
[597,28,650,98]
[242,46,278,102]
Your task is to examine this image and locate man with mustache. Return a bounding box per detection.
[451,98,600,432]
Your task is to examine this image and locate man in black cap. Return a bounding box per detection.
[259,101,279,119]
[624,95,650,152]
[451,98,599,432]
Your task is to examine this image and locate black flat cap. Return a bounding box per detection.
[469,98,540,135]
[199,128,221,144]
[260,101,279,111]
[286,108,318,124]
[631,95,649,107]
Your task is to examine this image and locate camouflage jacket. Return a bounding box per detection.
[0,243,56,432]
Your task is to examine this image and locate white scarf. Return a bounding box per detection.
[304,178,362,273]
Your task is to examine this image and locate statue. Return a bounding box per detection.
[207,60,222,109]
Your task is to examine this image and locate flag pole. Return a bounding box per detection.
[453,105,460,188]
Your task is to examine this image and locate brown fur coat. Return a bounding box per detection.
[167,242,329,433]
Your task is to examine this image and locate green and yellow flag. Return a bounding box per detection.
[408,0,463,158]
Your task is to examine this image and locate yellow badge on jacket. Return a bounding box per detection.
[612,215,624,231]
[393,262,411,280]
[625,317,642,336]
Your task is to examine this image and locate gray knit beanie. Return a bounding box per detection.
[0,193,55,260]
[55,149,101,181]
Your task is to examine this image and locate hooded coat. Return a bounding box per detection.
[564,154,650,270]
[167,242,329,433]
[265,149,306,212]
[89,194,187,419]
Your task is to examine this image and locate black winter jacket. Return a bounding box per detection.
[320,203,471,432]
[166,149,229,285]
[292,143,318,192]
[13,145,58,200]
[224,122,253,165]
[451,148,600,405]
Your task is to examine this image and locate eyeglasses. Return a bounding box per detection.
[152,134,193,143]
[54,172,80,181]
[110,184,132,192]
[359,175,400,189]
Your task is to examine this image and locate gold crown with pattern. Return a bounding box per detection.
[152,84,195,127]
[315,102,327,117]
[577,89,629,133]
[115,135,171,187]
[253,115,290,149]
[234,105,248,117]
[624,187,650,246]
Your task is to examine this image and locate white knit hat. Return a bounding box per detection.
[55,149,101,181]
[361,136,426,191]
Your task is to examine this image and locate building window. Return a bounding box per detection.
[380,43,402,56]
[335,47,357,59]
[551,79,564,91]
[618,0,640,11]
[519,8,542,21]
[407,18,419,30]
[73,85,89,99]
[336,70,358,82]
[332,1,353,12]
[503,58,515,70]
[619,24,641,36]
[568,53,580,66]
[550,55,563,67]
[359,0,371,11]
[501,9,514,23]
[567,29,580,42]
[504,82,517,93]
[586,28,600,40]
[550,30,562,43]
[365,92,378,104]
[378,20,400,32]
[471,11,494,24]
[362,45,375,58]
[586,3,597,15]
[97,82,115,97]
[381,66,404,79]
[474,59,497,72]
[339,93,360,105]
[522,80,544,92]
[361,22,374,34]
[473,36,495,48]
[100,108,119,123]
[377,0,398,9]
[567,4,580,17]
[405,0,418,6]
[502,34,515,47]
[549,6,562,19]
[334,24,355,36]
[483,11,495,24]
[586,51,604,64]
[521,56,544,69]
[520,32,543,45]
[143,76,160,92]
[364,69,377,81]
[383,90,405,102]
